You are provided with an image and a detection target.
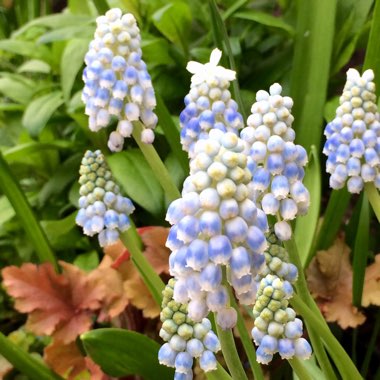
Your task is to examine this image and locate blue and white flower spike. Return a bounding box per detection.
[323,69,380,193]
[166,129,269,327]
[82,8,158,151]
[158,279,220,379]
[76,150,134,246]
[251,274,312,364]
[240,84,310,241]
[180,49,243,157]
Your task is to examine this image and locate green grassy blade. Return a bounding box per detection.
[206,363,232,380]
[0,332,62,380]
[294,145,321,267]
[155,93,189,173]
[0,151,57,270]
[81,328,173,379]
[93,0,109,14]
[208,0,246,120]
[290,0,337,151]
[364,0,380,92]
[314,188,351,251]
[352,194,369,306]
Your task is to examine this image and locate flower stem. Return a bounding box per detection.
[0,332,62,380]
[0,151,58,271]
[364,182,380,222]
[288,357,314,380]
[119,226,164,306]
[228,287,265,380]
[291,294,362,380]
[132,121,181,203]
[215,322,248,380]
[284,237,337,380]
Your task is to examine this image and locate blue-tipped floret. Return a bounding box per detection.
[240,84,310,241]
[323,68,380,193]
[166,129,269,327]
[158,279,220,378]
[75,150,134,246]
[82,8,158,151]
[180,49,242,157]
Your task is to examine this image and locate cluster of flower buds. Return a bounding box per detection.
[240,84,310,241]
[323,69,380,193]
[251,274,311,364]
[158,279,220,379]
[82,8,157,150]
[258,230,298,282]
[166,129,269,328]
[75,150,134,246]
[180,49,243,157]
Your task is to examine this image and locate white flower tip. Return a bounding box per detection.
[362,69,374,82]
[210,48,222,66]
[269,83,282,96]
[346,68,360,81]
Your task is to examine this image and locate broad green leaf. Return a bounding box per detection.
[141,36,175,67]
[0,40,50,62]
[68,0,93,15]
[292,355,327,380]
[152,2,191,52]
[295,146,321,267]
[352,194,370,306]
[13,14,94,37]
[38,25,94,44]
[0,75,35,104]
[0,196,15,225]
[41,213,82,250]
[61,39,89,101]
[73,251,99,272]
[324,96,339,122]
[81,328,174,379]
[107,149,165,216]
[38,154,82,205]
[17,60,51,74]
[22,91,64,137]
[233,10,294,35]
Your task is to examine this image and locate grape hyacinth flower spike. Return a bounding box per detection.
[240,84,310,241]
[75,150,134,247]
[166,129,269,328]
[82,8,158,151]
[323,68,380,193]
[180,49,244,156]
[158,279,220,379]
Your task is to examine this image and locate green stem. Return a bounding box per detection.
[0,332,63,380]
[364,182,380,222]
[0,151,58,271]
[228,287,265,380]
[291,295,362,380]
[284,237,337,380]
[119,226,164,306]
[288,357,314,380]
[132,121,181,203]
[215,322,248,380]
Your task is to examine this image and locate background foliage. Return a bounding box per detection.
[0,0,379,379]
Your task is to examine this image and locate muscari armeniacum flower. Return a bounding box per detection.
[251,274,311,364]
[180,49,243,157]
[159,279,220,379]
[75,150,134,246]
[240,84,310,241]
[82,8,158,151]
[251,232,311,364]
[166,129,268,328]
[323,69,380,193]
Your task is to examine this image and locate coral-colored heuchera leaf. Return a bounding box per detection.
[2,262,104,343]
[44,340,110,380]
[307,237,366,329]
[362,254,380,307]
[104,226,170,318]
